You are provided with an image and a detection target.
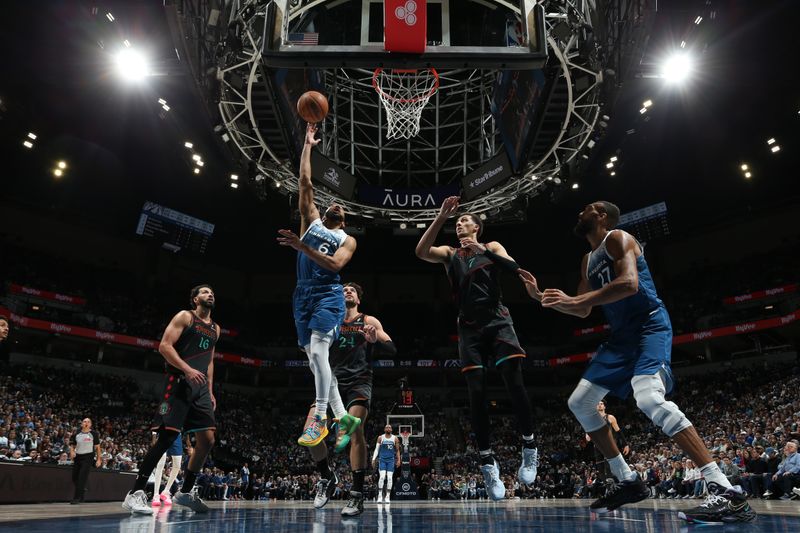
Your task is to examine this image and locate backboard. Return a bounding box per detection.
[263,0,547,69]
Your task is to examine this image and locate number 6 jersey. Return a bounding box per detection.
[586,229,663,334]
[297,218,349,285]
[168,312,219,377]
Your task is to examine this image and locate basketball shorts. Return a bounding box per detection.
[293,283,345,347]
[335,367,373,410]
[582,306,674,399]
[457,307,526,373]
[168,432,183,456]
[152,373,216,433]
[379,458,395,472]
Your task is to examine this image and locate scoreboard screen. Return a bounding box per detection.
[618,202,670,243]
[135,201,215,254]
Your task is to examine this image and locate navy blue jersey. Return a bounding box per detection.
[297,218,349,285]
[586,230,663,333]
[379,435,397,461]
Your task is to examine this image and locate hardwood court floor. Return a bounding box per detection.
[1,498,798,532]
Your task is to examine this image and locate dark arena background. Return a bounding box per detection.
[1,0,800,531]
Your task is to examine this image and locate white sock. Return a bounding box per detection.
[607,454,636,482]
[700,462,732,489]
[152,453,167,496]
[328,375,347,420]
[163,455,182,494]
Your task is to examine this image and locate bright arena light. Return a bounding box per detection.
[571,183,579,189]
[115,49,150,81]
[661,53,693,84]
[57,161,67,169]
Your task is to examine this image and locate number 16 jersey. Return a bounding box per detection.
[168,312,218,377]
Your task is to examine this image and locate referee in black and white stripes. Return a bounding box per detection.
[69,418,102,504]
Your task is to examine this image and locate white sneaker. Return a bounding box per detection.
[174,489,210,513]
[376,493,384,503]
[793,487,800,498]
[518,447,538,485]
[122,490,155,515]
[313,471,339,509]
[480,460,506,501]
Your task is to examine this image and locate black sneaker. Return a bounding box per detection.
[313,470,339,509]
[341,490,364,517]
[590,476,649,513]
[678,483,756,524]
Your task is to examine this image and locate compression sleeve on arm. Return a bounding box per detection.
[484,248,520,273]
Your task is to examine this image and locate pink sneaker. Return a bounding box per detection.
[160,492,172,505]
[152,497,161,507]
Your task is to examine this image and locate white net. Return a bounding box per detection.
[373,68,439,140]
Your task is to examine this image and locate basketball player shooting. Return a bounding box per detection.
[415,195,539,501]
[278,123,361,449]
[519,201,754,523]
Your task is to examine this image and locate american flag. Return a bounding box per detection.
[287,33,319,45]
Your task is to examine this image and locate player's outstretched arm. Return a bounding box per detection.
[159,311,207,385]
[532,255,592,317]
[415,195,459,264]
[277,231,357,272]
[299,123,322,236]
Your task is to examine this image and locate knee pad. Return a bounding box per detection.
[311,329,336,346]
[631,373,691,437]
[567,379,608,433]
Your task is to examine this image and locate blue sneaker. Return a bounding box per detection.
[480,460,506,501]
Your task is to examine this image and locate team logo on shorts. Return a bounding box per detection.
[159,402,170,415]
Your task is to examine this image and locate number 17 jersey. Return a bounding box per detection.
[587,230,663,335]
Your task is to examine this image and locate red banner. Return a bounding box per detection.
[573,324,611,337]
[0,306,264,368]
[384,0,427,53]
[723,283,797,305]
[9,283,87,306]
[550,309,799,367]
[410,457,431,469]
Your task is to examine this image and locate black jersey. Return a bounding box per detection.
[447,247,506,319]
[329,313,372,385]
[168,311,218,376]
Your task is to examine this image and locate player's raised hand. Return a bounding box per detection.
[437,196,460,219]
[277,229,303,250]
[305,123,321,147]
[459,237,486,254]
[362,324,378,343]
[518,269,543,301]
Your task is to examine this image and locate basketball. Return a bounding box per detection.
[297,91,329,123]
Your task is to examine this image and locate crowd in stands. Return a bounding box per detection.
[2,355,798,502]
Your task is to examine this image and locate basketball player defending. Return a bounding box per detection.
[416,196,539,501]
[519,201,754,523]
[372,424,401,503]
[150,431,183,506]
[278,123,361,449]
[123,284,220,514]
[304,282,395,516]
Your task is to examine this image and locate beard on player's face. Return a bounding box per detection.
[345,299,357,309]
[197,297,215,310]
[573,217,595,237]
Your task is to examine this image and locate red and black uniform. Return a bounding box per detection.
[447,247,525,372]
[152,312,218,433]
[328,313,373,409]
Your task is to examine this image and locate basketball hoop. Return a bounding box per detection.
[400,430,412,447]
[373,68,439,140]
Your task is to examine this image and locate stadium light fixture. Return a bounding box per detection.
[196,160,205,167]
[192,154,201,162]
[399,222,407,229]
[230,182,239,189]
[767,138,776,145]
[115,49,150,81]
[479,213,487,220]
[184,141,193,148]
[605,162,614,169]
[162,104,170,112]
[661,53,693,84]
[123,40,131,48]
[770,145,780,153]
[23,140,33,148]
[158,98,167,105]
[53,169,63,177]
[27,132,37,140]
[610,156,618,162]
[106,12,115,22]
[610,171,616,176]
[193,167,200,174]
[740,163,748,171]
[416,223,427,229]
[57,161,67,169]
[680,40,686,49]
[230,174,239,181]
[694,16,703,25]
[571,183,579,189]
[643,99,653,108]
[744,172,752,178]
[639,107,647,114]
